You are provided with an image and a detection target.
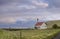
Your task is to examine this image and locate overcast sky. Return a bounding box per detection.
[0,0,60,28]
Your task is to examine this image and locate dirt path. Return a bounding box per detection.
[53,33,60,39]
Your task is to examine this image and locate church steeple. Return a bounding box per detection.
[37,18,39,22]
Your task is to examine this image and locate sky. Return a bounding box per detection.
[0,0,60,28]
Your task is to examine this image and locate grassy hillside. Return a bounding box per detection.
[0,20,60,39]
[0,29,60,39]
[46,20,60,28]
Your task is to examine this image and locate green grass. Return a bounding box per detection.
[46,20,60,28]
[0,29,20,39]
[0,29,60,39]
[21,29,60,39]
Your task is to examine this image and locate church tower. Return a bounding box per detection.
[37,18,39,22]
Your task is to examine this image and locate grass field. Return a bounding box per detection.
[0,29,60,39]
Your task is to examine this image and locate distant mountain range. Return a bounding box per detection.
[0,20,36,28]
[0,20,60,29]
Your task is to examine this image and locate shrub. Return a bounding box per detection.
[52,24,58,29]
[35,27,38,29]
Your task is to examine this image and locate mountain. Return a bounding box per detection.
[15,20,36,28]
[0,20,36,28]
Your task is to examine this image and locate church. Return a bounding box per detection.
[35,18,47,29]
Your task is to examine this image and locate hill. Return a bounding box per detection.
[46,20,60,28]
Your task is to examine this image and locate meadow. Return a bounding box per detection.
[0,29,60,39]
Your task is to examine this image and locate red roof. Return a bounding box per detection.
[35,22,44,26]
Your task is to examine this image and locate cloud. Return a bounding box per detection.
[32,0,48,8]
[52,0,60,7]
[0,0,49,12]
[47,0,60,8]
[18,5,36,9]
[0,0,60,28]
[0,17,16,23]
[0,0,60,24]
[1,7,60,24]
[45,14,60,21]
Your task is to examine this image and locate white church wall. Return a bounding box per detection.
[40,23,47,29]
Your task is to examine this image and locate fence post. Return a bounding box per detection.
[20,30,22,39]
